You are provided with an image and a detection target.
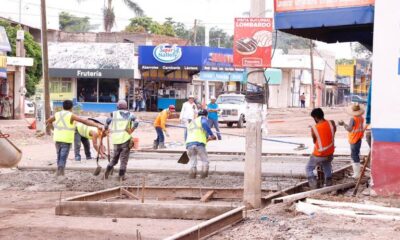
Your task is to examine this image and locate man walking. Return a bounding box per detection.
[153,105,175,149]
[338,104,365,178]
[207,96,221,140]
[186,109,216,179]
[180,95,198,139]
[306,108,336,189]
[74,121,106,161]
[300,93,306,108]
[104,100,138,181]
[46,100,103,177]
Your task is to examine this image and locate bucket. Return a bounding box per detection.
[0,131,22,168]
[133,137,140,150]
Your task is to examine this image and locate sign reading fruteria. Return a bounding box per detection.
[233,18,273,68]
[153,44,182,63]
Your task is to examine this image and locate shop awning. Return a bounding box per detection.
[275,5,374,50]
[48,42,137,78]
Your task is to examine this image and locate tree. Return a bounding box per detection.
[59,12,97,32]
[351,42,372,60]
[274,31,310,53]
[125,17,176,36]
[0,20,42,97]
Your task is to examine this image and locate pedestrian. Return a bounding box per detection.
[74,121,106,161]
[46,100,103,177]
[207,96,222,140]
[186,109,216,179]
[134,89,142,112]
[153,105,175,149]
[300,93,306,108]
[104,100,138,181]
[338,104,365,178]
[306,108,336,189]
[1,96,12,119]
[180,95,198,140]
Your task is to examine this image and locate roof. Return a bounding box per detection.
[0,26,11,52]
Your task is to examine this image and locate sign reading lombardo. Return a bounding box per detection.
[233,18,273,68]
[153,44,182,63]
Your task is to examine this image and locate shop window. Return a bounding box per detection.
[50,81,60,93]
[99,79,119,103]
[61,79,72,93]
[77,78,98,102]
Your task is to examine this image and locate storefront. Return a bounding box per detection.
[48,42,137,112]
[138,45,244,111]
[0,26,13,119]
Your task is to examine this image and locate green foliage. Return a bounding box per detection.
[336,58,354,65]
[125,17,176,36]
[352,42,372,60]
[59,11,98,32]
[274,31,310,54]
[0,20,42,97]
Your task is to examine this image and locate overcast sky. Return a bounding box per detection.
[1,0,352,58]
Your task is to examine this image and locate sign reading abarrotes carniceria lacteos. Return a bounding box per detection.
[153,44,183,63]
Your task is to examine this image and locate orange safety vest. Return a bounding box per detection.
[312,120,335,157]
[348,116,364,144]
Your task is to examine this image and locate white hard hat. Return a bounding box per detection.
[188,95,195,99]
[210,96,216,100]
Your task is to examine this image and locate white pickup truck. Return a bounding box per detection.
[217,94,247,128]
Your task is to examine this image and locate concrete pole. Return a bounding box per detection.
[14,35,25,119]
[41,0,51,135]
[204,24,210,106]
[243,0,265,209]
[309,39,316,108]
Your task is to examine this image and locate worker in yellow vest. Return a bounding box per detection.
[74,121,106,161]
[339,104,365,178]
[186,109,216,179]
[104,100,138,181]
[46,100,103,177]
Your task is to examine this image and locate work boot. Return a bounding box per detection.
[104,165,114,180]
[188,167,197,179]
[118,169,127,181]
[308,177,319,190]
[324,177,333,187]
[153,140,159,150]
[55,166,62,177]
[351,163,361,179]
[200,165,209,179]
[158,142,166,149]
[60,167,65,176]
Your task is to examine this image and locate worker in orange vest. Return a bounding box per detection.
[153,105,175,149]
[338,104,365,178]
[306,108,337,189]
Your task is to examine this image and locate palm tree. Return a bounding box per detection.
[79,0,144,32]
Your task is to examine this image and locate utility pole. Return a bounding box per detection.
[19,0,22,23]
[41,0,51,135]
[14,29,25,119]
[204,23,210,106]
[309,39,316,108]
[243,0,265,209]
[193,19,198,46]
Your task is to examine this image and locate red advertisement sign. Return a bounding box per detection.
[233,18,273,68]
[275,0,375,12]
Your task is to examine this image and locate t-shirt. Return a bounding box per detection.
[207,103,219,121]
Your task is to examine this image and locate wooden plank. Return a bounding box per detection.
[65,186,121,202]
[55,202,234,220]
[272,182,356,204]
[200,190,215,202]
[120,188,139,200]
[296,201,400,221]
[164,206,245,240]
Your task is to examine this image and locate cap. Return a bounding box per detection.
[117,100,128,110]
[198,109,208,117]
[188,95,195,99]
[210,96,216,100]
[168,105,176,112]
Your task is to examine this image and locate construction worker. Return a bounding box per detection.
[338,104,365,178]
[180,95,198,140]
[46,100,103,177]
[153,105,175,149]
[186,109,216,179]
[207,96,222,140]
[104,100,138,181]
[306,108,337,189]
[74,121,106,161]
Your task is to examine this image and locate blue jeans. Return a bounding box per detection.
[74,130,91,160]
[56,142,71,168]
[350,140,362,163]
[155,127,165,144]
[187,144,209,168]
[306,155,333,180]
[208,119,221,140]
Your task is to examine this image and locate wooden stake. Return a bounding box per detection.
[200,190,215,203]
[121,188,139,200]
[353,151,371,196]
[141,176,145,203]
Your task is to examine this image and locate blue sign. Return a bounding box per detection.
[153,44,182,63]
[199,71,245,82]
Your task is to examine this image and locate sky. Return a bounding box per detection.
[0,0,352,58]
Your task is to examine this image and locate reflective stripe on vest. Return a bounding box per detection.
[76,122,96,139]
[349,116,364,144]
[312,120,334,153]
[111,111,131,144]
[53,110,75,143]
[186,117,207,145]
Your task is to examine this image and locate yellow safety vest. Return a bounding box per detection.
[111,110,132,144]
[186,117,207,145]
[76,122,97,140]
[53,110,75,143]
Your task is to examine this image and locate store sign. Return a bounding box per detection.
[49,68,134,78]
[233,18,273,68]
[275,0,375,12]
[6,57,34,67]
[199,71,244,82]
[153,44,182,63]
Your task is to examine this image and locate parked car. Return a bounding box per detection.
[24,100,35,115]
[217,94,247,128]
[351,95,367,104]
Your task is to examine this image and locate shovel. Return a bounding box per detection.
[177,151,189,164]
[93,131,104,176]
[107,134,114,176]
